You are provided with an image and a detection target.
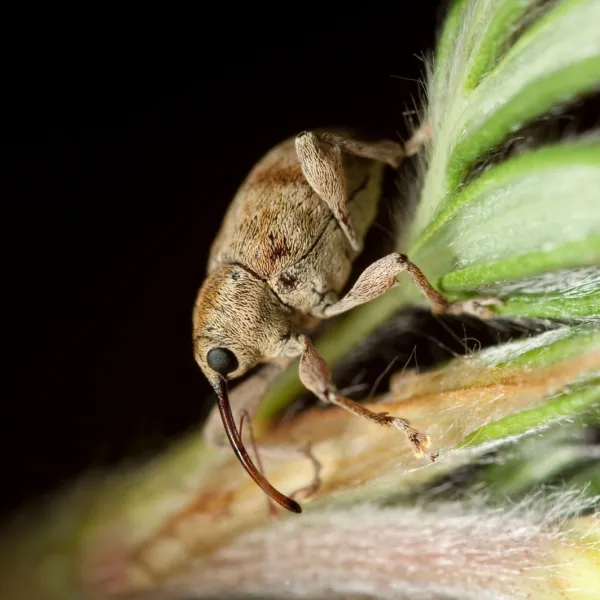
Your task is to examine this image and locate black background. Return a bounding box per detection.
[4,4,445,518]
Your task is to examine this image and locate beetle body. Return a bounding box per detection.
[194,135,384,382]
[192,128,498,513]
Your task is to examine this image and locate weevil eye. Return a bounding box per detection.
[207,347,239,376]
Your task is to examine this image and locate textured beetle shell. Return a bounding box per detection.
[207,136,384,314]
[193,134,386,380]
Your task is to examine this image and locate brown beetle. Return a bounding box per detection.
[193,128,499,513]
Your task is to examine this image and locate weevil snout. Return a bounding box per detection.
[193,263,304,512]
[211,374,302,514]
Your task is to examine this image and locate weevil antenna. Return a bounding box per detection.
[215,376,302,514]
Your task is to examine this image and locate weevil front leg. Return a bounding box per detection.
[295,126,430,251]
[297,335,437,461]
[237,407,323,502]
[314,252,502,319]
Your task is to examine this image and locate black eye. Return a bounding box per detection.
[207,347,239,375]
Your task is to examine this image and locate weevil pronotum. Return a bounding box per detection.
[193,127,500,513]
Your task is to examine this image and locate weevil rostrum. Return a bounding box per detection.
[193,128,500,513]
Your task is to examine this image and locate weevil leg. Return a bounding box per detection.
[239,409,278,518]
[289,442,323,501]
[298,125,431,169]
[298,131,405,168]
[318,252,447,317]
[247,442,324,502]
[294,126,431,251]
[247,439,324,502]
[399,257,503,319]
[295,131,361,251]
[317,252,502,319]
[403,120,432,157]
[445,296,505,319]
[298,335,437,461]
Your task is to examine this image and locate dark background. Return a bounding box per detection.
[4,4,446,518]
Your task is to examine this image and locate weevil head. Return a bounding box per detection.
[193,264,295,389]
[192,263,304,514]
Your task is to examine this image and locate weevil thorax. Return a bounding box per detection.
[193,264,295,386]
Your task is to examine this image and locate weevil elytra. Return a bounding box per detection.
[193,128,500,513]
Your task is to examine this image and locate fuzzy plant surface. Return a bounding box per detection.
[1,1,599,599]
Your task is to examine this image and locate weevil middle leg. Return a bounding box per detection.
[314,252,502,319]
[295,128,502,320]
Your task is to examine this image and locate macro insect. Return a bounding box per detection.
[193,128,499,513]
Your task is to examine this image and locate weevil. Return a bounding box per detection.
[193,128,500,513]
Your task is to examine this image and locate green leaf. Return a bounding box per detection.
[460,379,600,448]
